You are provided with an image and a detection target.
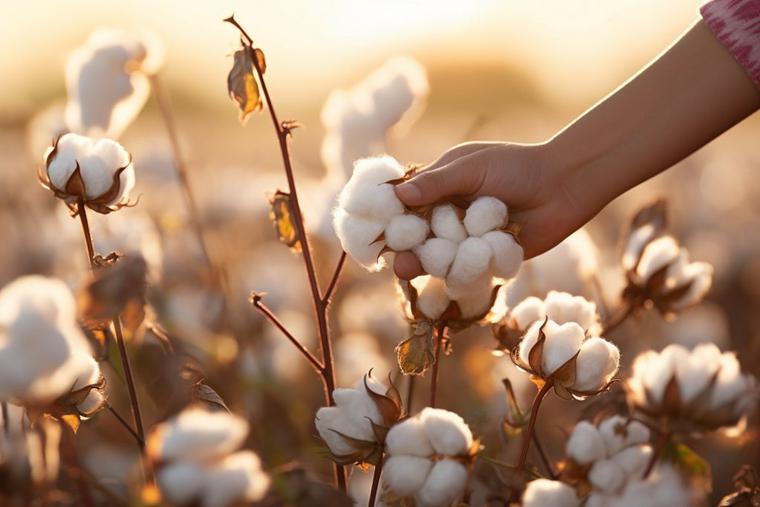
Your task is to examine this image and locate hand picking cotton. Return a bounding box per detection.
[334,155,523,322]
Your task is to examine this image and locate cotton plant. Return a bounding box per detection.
[147,406,271,507]
[65,28,164,139]
[382,408,478,506]
[315,372,402,465]
[627,343,758,432]
[39,132,135,214]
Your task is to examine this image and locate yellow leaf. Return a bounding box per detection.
[227,48,262,124]
[269,191,301,252]
[61,413,81,434]
[395,321,435,375]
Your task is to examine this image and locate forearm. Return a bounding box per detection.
[550,20,760,212]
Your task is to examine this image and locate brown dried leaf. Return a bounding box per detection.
[363,373,401,426]
[78,255,147,328]
[269,190,301,252]
[254,47,266,73]
[395,321,435,376]
[193,382,230,412]
[227,48,262,124]
[527,318,549,376]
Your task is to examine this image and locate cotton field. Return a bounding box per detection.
[1,3,759,507]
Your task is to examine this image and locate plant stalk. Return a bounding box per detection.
[430,322,446,408]
[517,381,553,469]
[368,453,384,507]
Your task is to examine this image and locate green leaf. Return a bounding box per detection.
[662,442,712,493]
[395,321,435,375]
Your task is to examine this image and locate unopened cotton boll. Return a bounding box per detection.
[463,196,507,237]
[333,210,386,270]
[522,479,579,507]
[416,459,468,507]
[385,214,429,251]
[481,230,523,279]
[566,421,607,465]
[447,237,492,287]
[573,337,620,392]
[431,204,467,243]
[44,133,135,212]
[414,238,458,278]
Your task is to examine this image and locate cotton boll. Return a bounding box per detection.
[481,230,523,279]
[430,204,467,243]
[415,276,451,321]
[622,224,657,271]
[463,197,507,237]
[573,338,620,392]
[612,445,652,479]
[333,209,386,270]
[385,214,429,251]
[455,285,495,320]
[414,238,458,277]
[420,407,473,456]
[635,236,680,282]
[386,417,434,457]
[510,297,546,331]
[522,479,579,507]
[447,237,492,287]
[589,459,625,494]
[339,181,405,222]
[709,352,755,411]
[665,256,713,310]
[46,133,90,190]
[598,415,643,457]
[673,343,721,404]
[156,462,206,506]
[383,456,432,496]
[540,320,585,376]
[201,451,270,507]
[544,291,600,334]
[566,421,607,465]
[152,408,249,463]
[416,459,468,507]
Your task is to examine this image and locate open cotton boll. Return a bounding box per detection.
[414,238,458,278]
[455,285,495,320]
[420,407,473,456]
[510,297,546,330]
[522,479,579,507]
[708,351,756,412]
[589,459,626,494]
[664,253,714,310]
[447,237,492,287]
[635,236,680,282]
[481,230,523,279]
[672,343,721,404]
[413,276,451,321]
[622,224,657,271]
[200,451,270,507]
[536,320,585,376]
[572,337,620,392]
[431,204,467,243]
[150,408,249,463]
[544,291,600,334]
[386,416,435,457]
[416,459,468,507]
[566,421,607,465]
[156,462,206,506]
[383,456,432,497]
[333,210,386,270]
[463,197,507,237]
[612,445,652,478]
[385,214,429,251]
[338,181,405,222]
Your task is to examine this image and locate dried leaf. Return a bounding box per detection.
[363,374,401,426]
[527,318,549,376]
[78,255,147,328]
[60,413,80,434]
[227,48,262,124]
[395,321,435,375]
[254,47,266,73]
[193,382,230,412]
[269,190,301,252]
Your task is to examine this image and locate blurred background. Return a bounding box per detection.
[1,0,759,504]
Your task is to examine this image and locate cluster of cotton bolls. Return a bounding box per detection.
[383,408,475,506]
[41,132,135,214]
[147,406,270,507]
[334,155,523,321]
[65,28,164,139]
[0,275,104,413]
[513,313,619,396]
[507,290,602,336]
[627,343,757,431]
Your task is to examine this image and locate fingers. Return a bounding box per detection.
[393,251,424,280]
[395,148,490,206]
[423,142,501,172]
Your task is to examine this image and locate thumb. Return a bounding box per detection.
[395,150,487,206]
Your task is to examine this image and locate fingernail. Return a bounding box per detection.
[395,182,421,203]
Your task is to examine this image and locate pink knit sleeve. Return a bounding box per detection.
[700,0,760,88]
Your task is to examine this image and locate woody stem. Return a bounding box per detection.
[517,381,553,470]
[224,15,346,492]
[1,402,9,436]
[107,404,144,447]
[430,321,446,408]
[367,452,384,507]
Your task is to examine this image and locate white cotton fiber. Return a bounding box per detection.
[635,236,680,282]
[612,445,652,478]
[463,196,507,237]
[420,407,473,456]
[431,204,467,242]
[383,456,432,497]
[416,459,468,507]
[415,276,451,320]
[566,421,607,465]
[510,297,546,331]
[522,479,579,507]
[588,459,625,494]
[540,320,585,376]
[482,230,523,279]
[385,214,429,251]
[455,286,494,320]
[414,238,458,277]
[447,237,492,287]
[386,417,435,457]
[332,209,386,269]
[572,337,620,392]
